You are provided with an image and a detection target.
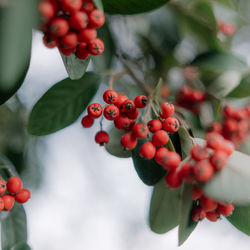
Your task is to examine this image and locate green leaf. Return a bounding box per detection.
[10,242,31,250]
[178,126,193,160]
[1,204,27,250]
[192,51,248,73]
[227,73,250,98]
[178,184,197,246]
[102,0,170,14]
[149,179,180,234]
[227,205,250,236]
[28,72,101,136]
[60,54,90,80]
[0,0,37,104]
[132,139,166,186]
[93,0,104,11]
[105,127,131,158]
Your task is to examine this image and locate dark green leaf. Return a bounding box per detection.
[149,179,180,234]
[132,139,166,186]
[28,72,101,136]
[1,204,27,250]
[105,127,131,158]
[93,0,104,11]
[10,242,31,250]
[178,184,197,246]
[60,54,90,80]
[178,126,193,160]
[227,74,250,98]
[227,205,250,236]
[102,0,170,14]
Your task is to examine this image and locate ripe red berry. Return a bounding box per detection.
[127,108,139,120]
[59,46,75,56]
[160,102,175,119]
[121,133,137,150]
[210,151,228,171]
[114,115,133,130]
[161,151,181,171]
[103,90,118,104]
[69,11,88,30]
[120,99,135,113]
[192,186,203,200]
[82,0,94,12]
[191,144,209,161]
[43,34,58,48]
[220,140,234,156]
[88,9,105,28]
[2,194,15,211]
[59,32,78,49]
[134,95,148,108]
[87,103,103,119]
[81,115,94,128]
[205,132,224,150]
[61,0,82,13]
[152,130,169,146]
[0,179,6,195]
[39,1,55,20]
[132,123,149,139]
[162,117,179,133]
[78,28,97,43]
[15,189,31,204]
[200,196,217,212]
[165,170,182,189]
[7,177,22,194]
[104,105,120,120]
[147,119,162,133]
[193,161,214,182]
[180,162,195,183]
[139,142,156,160]
[154,147,169,165]
[49,17,69,37]
[0,197,4,211]
[206,211,220,222]
[224,119,238,133]
[88,38,104,55]
[115,94,128,108]
[217,204,234,217]
[95,131,109,146]
[191,207,206,222]
[75,43,90,60]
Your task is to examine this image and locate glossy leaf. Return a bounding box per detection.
[149,179,180,234]
[132,139,166,186]
[105,128,131,158]
[227,74,250,98]
[102,0,170,14]
[178,126,193,160]
[1,204,27,250]
[28,72,101,136]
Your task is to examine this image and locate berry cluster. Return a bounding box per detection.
[39,0,105,59]
[0,177,31,211]
[210,105,250,148]
[176,85,206,114]
[217,20,236,36]
[191,186,234,222]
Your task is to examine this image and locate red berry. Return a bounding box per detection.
[115,94,128,108]
[162,117,179,133]
[78,28,97,43]
[193,161,214,182]
[82,0,94,12]
[152,130,169,146]
[134,95,148,108]
[120,99,135,113]
[43,34,58,48]
[39,1,55,20]
[103,90,118,104]
[191,144,209,161]
[192,186,203,200]
[160,102,175,119]
[191,207,206,222]
[154,147,169,165]
[165,170,182,189]
[139,142,156,160]
[88,38,104,55]
[104,105,120,120]
[0,179,6,195]
[59,46,75,56]
[69,11,88,30]
[15,189,31,204]
[206,211,220,222]
[75,43,90,60]
[59,32,78,49]
[127,108,139,120]
[88,9,105,28]
[87,103,103,119]
[114,115,134,131]
[217,204,234,217]
[49,17,69,37]
[210,151,228,171]
[61,0,82,13]
[205,132,224,150]
[132,123,149,139]
[220,140,234,156]
[224,119,238,133]
[81,115,94,128]
[0,197,4,211]
[7,177,22,194]
[180,162,195,183]
[121,133,137,150]
[162,151,181,171]
[95,131,109,146]
[2,194,15,211]
[200,196,217,212]
[147,119,162,133]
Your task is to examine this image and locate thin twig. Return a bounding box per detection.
[150,102,159,118]
[0,165,15,177]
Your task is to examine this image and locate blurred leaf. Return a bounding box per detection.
[178,126,193,160]
[105,127,131,158]
[102,0,170,14]
[153,78,163,104]
[10,242,31,250]
[178,184,197,246]
[93,0,104,11]
[149,179,180,234]
[227,73,250,98]
[132,139,166,186]
[227,205,250,236]
[28,72,101,136]
[60,54,90,80]
[1,204,27,250]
